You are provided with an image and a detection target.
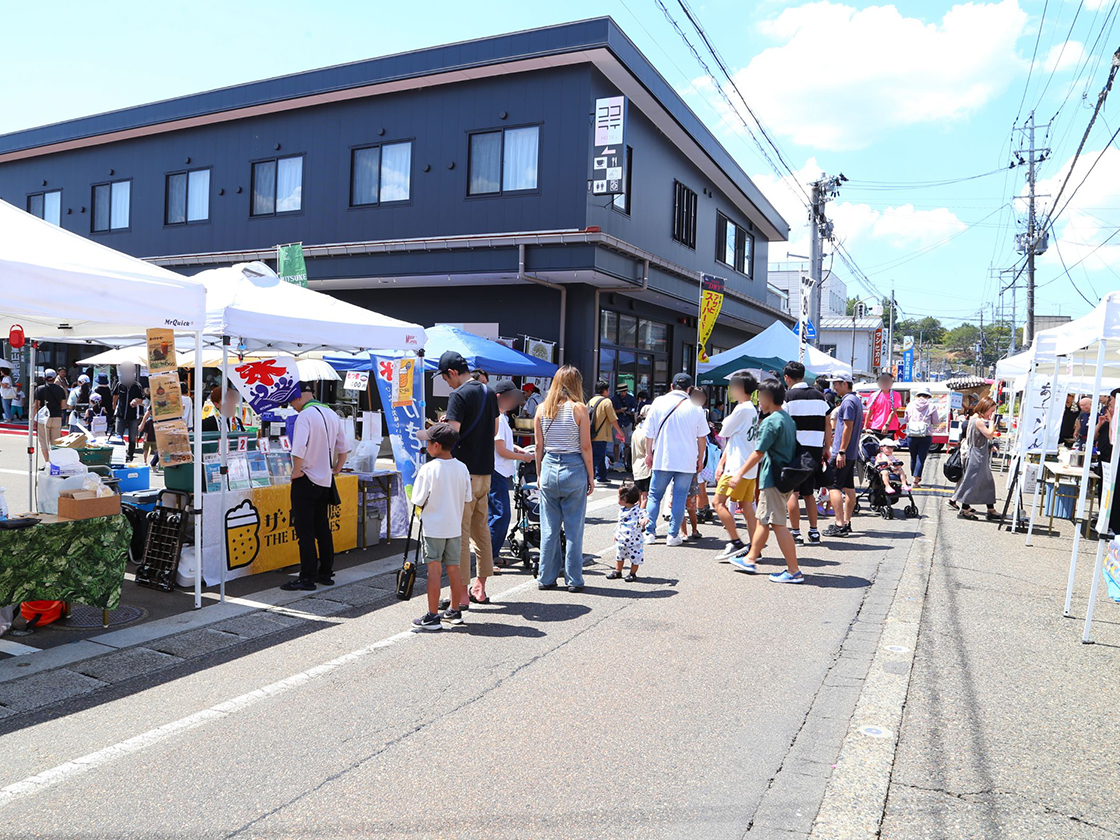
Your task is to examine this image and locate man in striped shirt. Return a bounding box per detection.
[782,361,830,545]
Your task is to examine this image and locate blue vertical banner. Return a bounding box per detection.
[373,355,423,500]
[902,348,914,382]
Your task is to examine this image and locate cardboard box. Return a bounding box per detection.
[53,432,90,449]
[57,491,121,521]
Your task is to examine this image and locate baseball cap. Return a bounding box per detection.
[672,372,693,390]
[78,374,90,384]
[44,368,57,379]
[417,421,459,448]
[437,351,469,375]
[830,371,854,384]
[493,379,527,403]
[298,380,315,393]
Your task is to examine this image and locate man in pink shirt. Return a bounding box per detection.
[865,372,902,436]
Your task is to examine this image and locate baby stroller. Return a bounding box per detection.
[506,446,565,577]
[859,433,918,520]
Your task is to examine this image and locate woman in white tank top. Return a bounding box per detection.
[533,365,594,591]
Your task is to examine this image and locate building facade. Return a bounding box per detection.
[0,17,790,396]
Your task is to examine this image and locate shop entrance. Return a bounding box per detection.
[599,310,669,396]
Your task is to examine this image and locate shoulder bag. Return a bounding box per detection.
[589,396,608,437]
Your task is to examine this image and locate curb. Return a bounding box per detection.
[808,478,940,838]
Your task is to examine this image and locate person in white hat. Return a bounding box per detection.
[904,385,939,487]
[34,369,67,463]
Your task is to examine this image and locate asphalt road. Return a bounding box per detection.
[0,477,923,840]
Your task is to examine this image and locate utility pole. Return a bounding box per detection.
[807,173,846,348]
[1012,112,1050,346]
[977,306,985,375]
[886,284,896,373]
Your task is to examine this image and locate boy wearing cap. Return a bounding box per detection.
[439,350,500,605]
[412,423,474,630]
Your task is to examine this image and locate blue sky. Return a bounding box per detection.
[3,0,1117,329]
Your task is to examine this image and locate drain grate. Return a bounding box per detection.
[56,604,147,629]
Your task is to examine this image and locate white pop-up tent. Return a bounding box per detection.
[697,321,854,384]
[0,199,209,603]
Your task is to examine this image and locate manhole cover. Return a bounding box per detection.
[56,605,147,629]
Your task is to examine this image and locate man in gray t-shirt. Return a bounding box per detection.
[825,373,864,537]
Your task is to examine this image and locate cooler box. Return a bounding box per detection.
[121,489,161,512]
[1045,483,1077,519]
[112,466,150,492]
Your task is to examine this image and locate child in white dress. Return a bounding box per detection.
[608,483,646,582]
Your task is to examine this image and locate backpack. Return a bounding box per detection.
[776,443,816,493]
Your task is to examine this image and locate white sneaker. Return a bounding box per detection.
[666,534,684,547]
[715,541,748,561]
[643,533,657,545]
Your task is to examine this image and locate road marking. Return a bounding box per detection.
[0,577,537,808]
[0,639,40,656]
[0,468,28,476]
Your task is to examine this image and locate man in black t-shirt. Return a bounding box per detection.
[441,350,499,606]
[34,368,67,463]
[113,367,145,461]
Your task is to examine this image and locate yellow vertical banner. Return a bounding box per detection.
[697,274,725,364]
[392,357,415,408]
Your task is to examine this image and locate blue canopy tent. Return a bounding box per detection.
[325,324,557,377]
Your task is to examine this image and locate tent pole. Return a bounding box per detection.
[1011,360,1037,533]
[1082,390,1120,642]
[27,341,37,512]
[1028,354,1062,546]
[1064,342,1107,617]
[220,337,229,604]
[193,332,204,610]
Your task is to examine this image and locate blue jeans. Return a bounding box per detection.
[488,471,512,562]
[1,398,10,420]
[909,436,932,480]
[592,440,609,481]
[538,452,588,587]
[645,470,694,538]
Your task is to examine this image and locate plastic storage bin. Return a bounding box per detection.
[163,431,258,493]
[112,466,150,492]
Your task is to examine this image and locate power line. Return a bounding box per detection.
[1015,0,1050,124]
[844,167,1015,191]
[1035,0,1086,110]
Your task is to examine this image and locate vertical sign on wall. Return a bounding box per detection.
[872,328,883,370]
[591,96,626,196]
[697,274,725,365]
[902,335,914,382]
[277,242,308,287]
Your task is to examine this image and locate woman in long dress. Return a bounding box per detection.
[952,396,999,521]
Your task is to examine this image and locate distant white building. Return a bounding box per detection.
[819,316,882,378]
[767,266,849,320]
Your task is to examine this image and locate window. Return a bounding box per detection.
[672,180,697,249]
[715,212,754,276]
[468,125,540,195]
[92,179,130,232]
[165,168,210,225]
[612,146,633,215]
[350,141,412,206]
[251,155,303,216]
[27,190,61,226]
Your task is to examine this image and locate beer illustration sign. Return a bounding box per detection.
[201,476,359,584]
[225,499,261,570]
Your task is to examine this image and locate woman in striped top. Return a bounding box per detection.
[533,365,594,592]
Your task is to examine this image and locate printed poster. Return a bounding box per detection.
[145,328,177,373]
[343,370,369,391]
[697,273,725,364]
[153,418,192,467]
[228,355,300,414]
[393,357,415,408]
[149,372,184,422]
[524,339,554,363]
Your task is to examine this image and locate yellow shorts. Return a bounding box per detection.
[716,475,756,504]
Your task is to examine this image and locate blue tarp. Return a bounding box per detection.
[325,325,557,377]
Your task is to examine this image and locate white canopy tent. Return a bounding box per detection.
[698,321,854,382]
[0,199,209,605]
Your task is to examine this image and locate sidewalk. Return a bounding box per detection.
[878,480,1120,837]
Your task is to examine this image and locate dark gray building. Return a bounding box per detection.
[0,17,790,395]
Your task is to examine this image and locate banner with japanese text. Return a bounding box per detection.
[277,243,308,287]
[228,355,301,415]
[374,355,422,500]
[697,273,725,364]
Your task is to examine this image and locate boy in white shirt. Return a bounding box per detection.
[714,371,760,561]
[411,423,473,631]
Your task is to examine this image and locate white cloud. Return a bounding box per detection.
[706,0,1029,151]
[1039,40,1085,74]
[1033,146,1120,272]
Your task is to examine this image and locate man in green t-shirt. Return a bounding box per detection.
[725,380,802,583]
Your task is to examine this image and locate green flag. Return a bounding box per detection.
[277,242,307,287]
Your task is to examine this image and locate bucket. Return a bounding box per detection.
[21,600,64,627]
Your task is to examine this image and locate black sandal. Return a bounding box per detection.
[606,570,621,579]
[948,500,960,510]
[986,510,1002,521]
[958,510,978,520]
[624,573,638,582]
[469,593,491,604]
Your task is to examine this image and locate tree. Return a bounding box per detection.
[846,297,862,315]
[895,316,945,344]
[944,323,980,354]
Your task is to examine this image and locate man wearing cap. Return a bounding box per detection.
[281,382,351,591]
[865,372,902,438]
[112,365,145,462]
[612,382,638,469]
[490,380,534,567]
[440,350,500,604]
[824,372,863,538]
[643,372,709,546]
[33,369,67,463]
